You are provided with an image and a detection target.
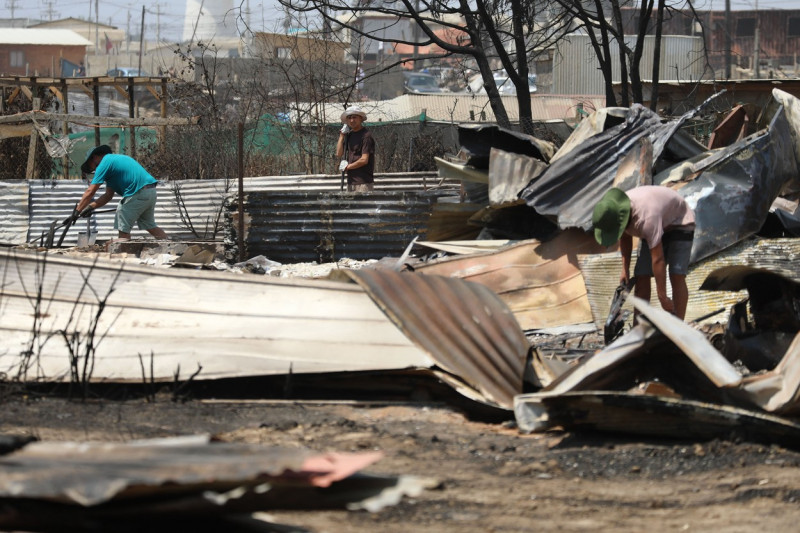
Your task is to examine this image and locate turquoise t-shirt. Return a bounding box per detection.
[90,154,157,197]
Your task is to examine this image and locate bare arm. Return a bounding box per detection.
[76,184,114,211]
[619,233,633,284]
[346,152,370,171]
[650,242,674,313]
[336,132,346,159]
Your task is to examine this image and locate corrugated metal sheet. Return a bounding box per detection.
[579,238,800,330]
[5,172,446,247]
[515,390,800,444]
[0,180,28,244]
[414,229,607,331]
[347,269,530,409]
[0,437,422,525]
[519,103,700,231]
[553,34,705,95]
[235,190,444,263]
[0,247,433,382]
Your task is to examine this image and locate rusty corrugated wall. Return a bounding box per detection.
[346,269,530,409]
[229,190,457,263]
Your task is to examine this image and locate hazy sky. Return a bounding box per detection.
[1,0,795,43]
[1,0,290,43]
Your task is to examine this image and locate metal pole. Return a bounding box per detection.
[724,0,731,79]
[138,6,145,73]
[238,123,245,262]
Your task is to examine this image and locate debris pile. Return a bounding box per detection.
[5,88,800,449]
[419,88,800,443]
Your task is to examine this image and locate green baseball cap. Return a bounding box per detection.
[592,188,631,246]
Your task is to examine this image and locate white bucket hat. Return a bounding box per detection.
[341,105,367,123]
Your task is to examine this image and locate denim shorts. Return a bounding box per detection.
[115,185,158,233]
[633,230,694,277]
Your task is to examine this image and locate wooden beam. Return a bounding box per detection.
[0,111,199,127]
[6,87,20,105]
[47,85,63,101]
[26,95,40,180]
[112,85,130,100]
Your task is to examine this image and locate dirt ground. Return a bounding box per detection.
[3,391,800,533]
[4,252,800,531]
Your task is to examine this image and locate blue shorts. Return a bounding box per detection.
[115,185,158,233]
[634,230,694,277]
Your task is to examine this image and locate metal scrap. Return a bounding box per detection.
[0,435,436,532]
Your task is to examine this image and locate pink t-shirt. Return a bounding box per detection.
[625,186,695,248]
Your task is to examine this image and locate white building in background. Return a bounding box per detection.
[183,0,240,44]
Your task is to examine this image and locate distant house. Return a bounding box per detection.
[28,17,124,56]
[251,32,348,63]
[0,28,92,76]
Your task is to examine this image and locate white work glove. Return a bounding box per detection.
[340,124,351,134]
[338,160,348,173]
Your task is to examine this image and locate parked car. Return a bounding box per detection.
[468,73,538,95]
[106,67,149,77]
[403,72,445,94]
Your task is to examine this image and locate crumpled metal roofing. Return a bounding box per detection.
[662,104,800,263]
[346,269,530,409]
[518,98,717,231]
[457,123,556,168]
[412,229,607,331]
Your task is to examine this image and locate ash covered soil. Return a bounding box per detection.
[3,394,800,532]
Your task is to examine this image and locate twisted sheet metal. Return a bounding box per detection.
[346,268,530,409]
[665,105,800,263]
[519,98,718,231]
[415,229,607,331]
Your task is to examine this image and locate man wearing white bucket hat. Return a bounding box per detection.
[336,105,375,192]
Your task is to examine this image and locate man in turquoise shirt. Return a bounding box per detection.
[73,145,168,241]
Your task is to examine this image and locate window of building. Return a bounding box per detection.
[789,17,800,37]
[9,50,24,67]
[736,18,756,37]
[276,47,291,59]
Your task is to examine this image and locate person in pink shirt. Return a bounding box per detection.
[592,186,696,320]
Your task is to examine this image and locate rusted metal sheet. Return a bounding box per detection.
[233,190,444,263]
[0,436,433,530]
[425,201,483,242]
[708,105,749,149]
[345,269,530,409]
[434,156,488,184]
[413,229,607,331]
[488,148,548,206]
